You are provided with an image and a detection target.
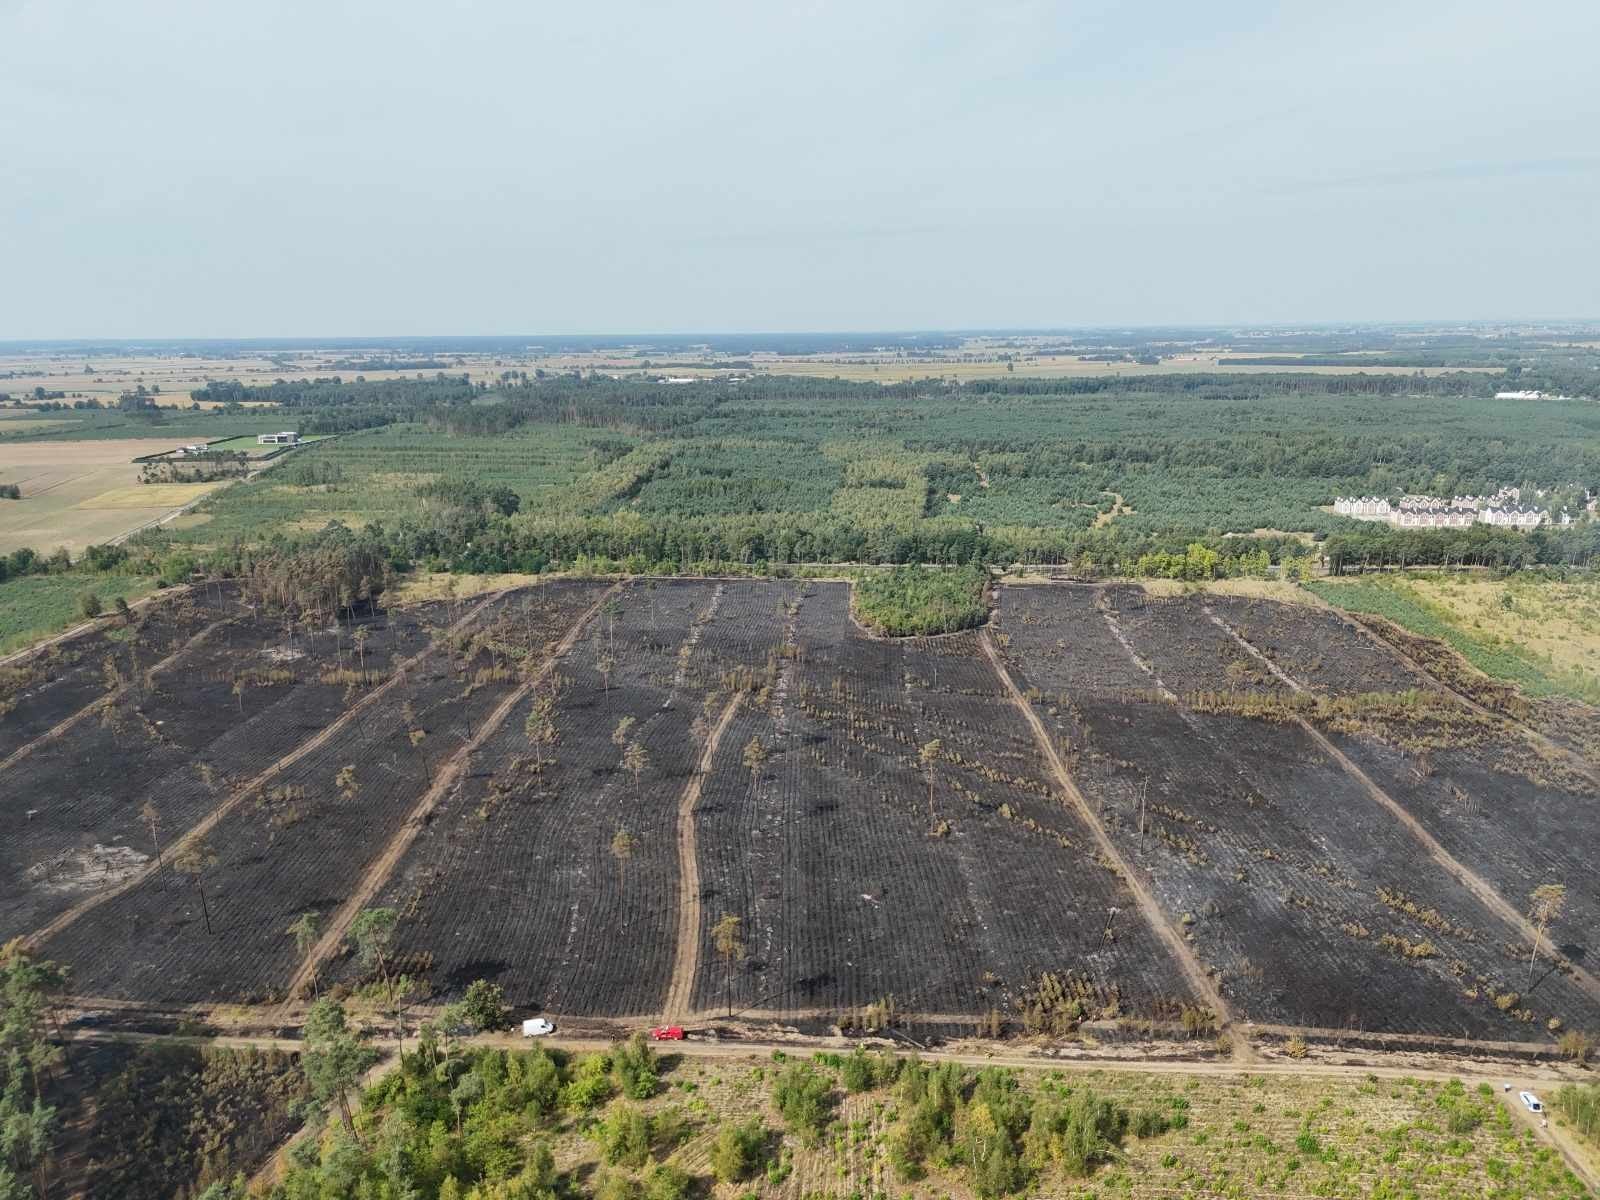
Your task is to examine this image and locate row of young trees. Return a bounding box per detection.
[0,945,67,1200]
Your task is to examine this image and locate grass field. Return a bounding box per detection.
[0,572,158,654]
[1308,574,1600,703]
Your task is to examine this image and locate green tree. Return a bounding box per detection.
[711,913,746,1018]
[349,907,415,1058]
[302,997,377,1143]
[458,979,510,1033]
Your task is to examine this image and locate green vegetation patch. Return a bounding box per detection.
[1307,577,1582,700]
[0,571,158,653]
[852,563,990,636]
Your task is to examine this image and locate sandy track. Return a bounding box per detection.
[977,628,1247,1057]
[25,591,506,952]
[277,581,625,1011]
[663,690,746,1021]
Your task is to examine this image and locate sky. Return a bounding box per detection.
[2,0,1598,338]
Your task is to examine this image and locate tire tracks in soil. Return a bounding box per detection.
[0,615,231,780]
[278,580,624,1011]
[976,627,1247,1058]
[664,690,747,1020]
[1203,603,1600,1012]
[24,591,507,954]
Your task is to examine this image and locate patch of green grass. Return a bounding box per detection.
[0,573,159,654]
[1307,577,1581,700]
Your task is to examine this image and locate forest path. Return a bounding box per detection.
[977,627,1249,1059]
[1204,603,1600,1011]
[663,690,746,1022]
[278,580,625,1013]
[26,592,505,953]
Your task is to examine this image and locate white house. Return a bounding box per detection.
[258,431,300,445]
[1480,506,1546,529]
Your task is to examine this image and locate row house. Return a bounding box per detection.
[1332,496,1391,519]
[1479,506,1546,529]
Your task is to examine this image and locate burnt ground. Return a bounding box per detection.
[343,577,727,1015]
[996,584,1598,1040]
[689,582,1196,1023]
[0,584,233,761]
[9,577,1596,1050]
[37,582,605,1005]
[2,591,446,942]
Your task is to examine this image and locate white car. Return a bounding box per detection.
[1519,1091,1543,1113]
[521,1017,555,1037]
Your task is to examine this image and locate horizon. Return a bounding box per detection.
[4,317,1600,351]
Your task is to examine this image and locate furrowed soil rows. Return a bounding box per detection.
[690,582,1196,1022]
[1205,594,1600,1014]
[1108,587,1286,699]
[2,597,447,941]
[1205,595,1433,698]
[1328,732,1600,972]
[0,585,230,761]
[995,584,1600,1041]
[35,590,557,1003]
[341,579,767,1016]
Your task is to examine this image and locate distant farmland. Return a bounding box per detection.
[4,578,1596,1051]
[0,437,222,555]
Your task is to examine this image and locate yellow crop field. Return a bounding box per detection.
[76,483,219,509]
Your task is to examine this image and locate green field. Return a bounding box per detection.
[0,572,159,654]
[1307,575,1600,703]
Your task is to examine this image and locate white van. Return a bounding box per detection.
[521,1017,555,1037]
[1519,1091,1543,1113]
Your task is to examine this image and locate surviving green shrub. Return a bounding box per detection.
[613,1032,660,1100]
[598,1104,654,1167]
[710,1118,770,1183]
[772,1062,836,1143]
[562,1052,615,1111]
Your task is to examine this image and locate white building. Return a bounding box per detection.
[258,431,300,445]
[1337,487,1546,530]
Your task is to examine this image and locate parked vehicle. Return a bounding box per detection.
[1520,1091,1543,1113]
[522,1017,555,1037]
[650,1025,686,1041]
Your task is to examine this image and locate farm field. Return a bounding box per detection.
[5,576,1596,1058]
[0,437,227,555]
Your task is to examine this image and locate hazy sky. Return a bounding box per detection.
[3,0,1598,337]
